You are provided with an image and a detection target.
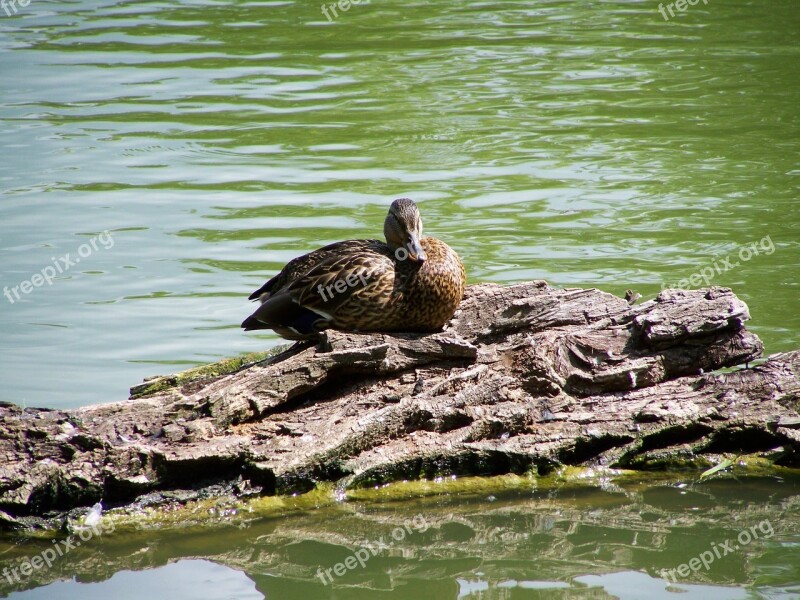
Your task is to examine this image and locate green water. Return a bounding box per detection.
[1,474,799,599]
[1,0,798,597]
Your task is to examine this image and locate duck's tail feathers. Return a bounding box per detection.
[241,290,330,338]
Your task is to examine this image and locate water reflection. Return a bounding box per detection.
[6,560,262,600]
[2,476,799,599]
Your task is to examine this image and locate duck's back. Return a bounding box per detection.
[248,239,386,302]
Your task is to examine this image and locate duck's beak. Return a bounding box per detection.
[406,232,426,263]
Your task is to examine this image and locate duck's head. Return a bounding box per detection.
[384,198,427,263]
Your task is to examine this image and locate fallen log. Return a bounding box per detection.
[1,282,799,529]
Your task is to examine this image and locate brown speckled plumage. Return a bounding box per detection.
[242,199,466,340]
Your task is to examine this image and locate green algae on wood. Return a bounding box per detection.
[129,347,287,399]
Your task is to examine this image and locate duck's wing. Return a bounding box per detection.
[242,241,395,338]
[247,239,381,301]
[289,248,396,315]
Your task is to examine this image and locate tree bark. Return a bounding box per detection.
[1,282,799,529]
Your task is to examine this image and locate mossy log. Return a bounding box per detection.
[1,282,799,529]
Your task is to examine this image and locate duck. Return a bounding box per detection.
[242,198,466,340]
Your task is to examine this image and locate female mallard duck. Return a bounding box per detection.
[242,198,466,340]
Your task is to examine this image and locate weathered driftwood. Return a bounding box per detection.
[1,282,799,528]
